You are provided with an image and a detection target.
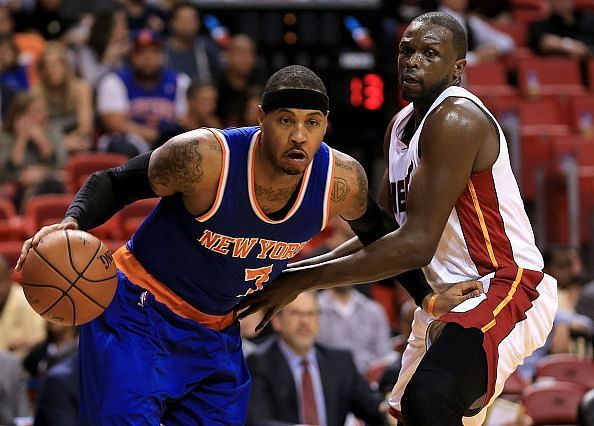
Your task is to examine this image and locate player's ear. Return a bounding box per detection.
[453,58,466,83]
[257,105,265,126]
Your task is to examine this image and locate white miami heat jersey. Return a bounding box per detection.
[388,86,543,289]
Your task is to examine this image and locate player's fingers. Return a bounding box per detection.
[31,226,53,245]
[14,239,33,272]
[255,308,276,333]
[237,303,262,320]
[458,280,483,295]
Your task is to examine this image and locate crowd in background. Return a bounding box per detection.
[0,0,593,425]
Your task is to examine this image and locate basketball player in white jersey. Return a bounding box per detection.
[238,12,558,425]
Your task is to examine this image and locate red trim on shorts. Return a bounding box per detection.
[388,406,403,422]
[114,247,237,330]
[439,267,543,407]
[455,168,515,275]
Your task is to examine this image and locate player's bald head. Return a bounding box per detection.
[410,12,468,60]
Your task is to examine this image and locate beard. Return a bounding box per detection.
[403,76,451,105]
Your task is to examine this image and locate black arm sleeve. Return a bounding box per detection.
[64,152,157,231]
[346,194,433,307]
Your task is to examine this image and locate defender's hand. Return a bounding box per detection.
[236,268,306,333]
[15,218,79,272]
[423,280,484,317]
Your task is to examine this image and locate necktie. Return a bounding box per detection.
[301,359,319,425]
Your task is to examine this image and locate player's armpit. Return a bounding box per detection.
[148,129,222,197]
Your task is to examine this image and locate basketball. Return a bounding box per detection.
[20,229,118,325]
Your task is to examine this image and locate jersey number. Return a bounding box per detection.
[237,265,274,298]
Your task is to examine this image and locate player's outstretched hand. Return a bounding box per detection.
[15,218,78,272]
[236,268,304,333]
[429,280,484,317]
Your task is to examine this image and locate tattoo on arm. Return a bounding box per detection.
[354,161,368,211]
[150,138,204,193]
[331,176,350,202]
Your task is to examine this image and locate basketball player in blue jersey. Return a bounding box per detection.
[16,65,479,425]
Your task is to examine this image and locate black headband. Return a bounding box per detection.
[261,88,329,113]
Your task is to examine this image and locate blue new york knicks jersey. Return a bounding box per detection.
[118,66,177,125]
[129,126,334,315]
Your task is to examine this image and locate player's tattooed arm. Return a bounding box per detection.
[149,130,220,196]
[331,150,368,221]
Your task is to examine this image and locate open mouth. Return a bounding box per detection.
[287,151,307,161]
[403,75,421,85]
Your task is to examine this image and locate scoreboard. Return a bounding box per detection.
[195,1,394,163]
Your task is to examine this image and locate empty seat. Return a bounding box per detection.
[574,0,594,11]
[0,198,24,241]
[23,194,73,236]
[519,98,571,136]
[536,353,594,389]
[501,369,529,401]
[119,199,159,240]
[64,152,128,194]
[511,0,549,23]
[570,95,594,134]
[465,62,516,98]
[518,57,585,97]
[522,380,586,425]
[520,133,554,199]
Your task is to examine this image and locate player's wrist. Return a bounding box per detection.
[423,292,439,316]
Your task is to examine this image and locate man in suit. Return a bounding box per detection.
[0,350,31,426]
[246,291,386,426]
[34,352,79,426]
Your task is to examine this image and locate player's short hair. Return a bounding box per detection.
[411,12,468,60]
[264,65,327,96]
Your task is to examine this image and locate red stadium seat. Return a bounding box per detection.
[0,240,24,271]
[119,199,159,240]
[0,198,24,241]
[536,354,594,389]
[511,0,549,23]
[519,98,571,136]
[64,152,128,194]
[522,381,586,425]
[501,369,529,401]
[23,194,121,241]
[23,194,73,236]
[491,21,529,47]
[574,0,594,11]
[465,62,516,98]
[517,57,585,97]
[570,95,594,134]
[519,133,554,200]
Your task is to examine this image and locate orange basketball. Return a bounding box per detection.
[20,230,118,325]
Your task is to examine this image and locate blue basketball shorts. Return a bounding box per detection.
[78,271,251,425]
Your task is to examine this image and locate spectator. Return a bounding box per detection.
[180,81,222,130]
[33,42,93,155]
[95,28,190,156]
[0,35,28,91]
[317,286,394,373]
[23,322,78,377]
[0,6,45,86]
[437,0,515,64]
[76,8,130,88]
[468,0,512,22]
[529,0,594,58]
[246,291,387,426]
[120,0,166,33]
[164,2,222,84]
[0,350,31,426]
[217,34,265,127]
[34,352,78,426]
[0,255,46,358]
[13,0,76,41]
[0,91,66,210]
[243,85,263,126]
